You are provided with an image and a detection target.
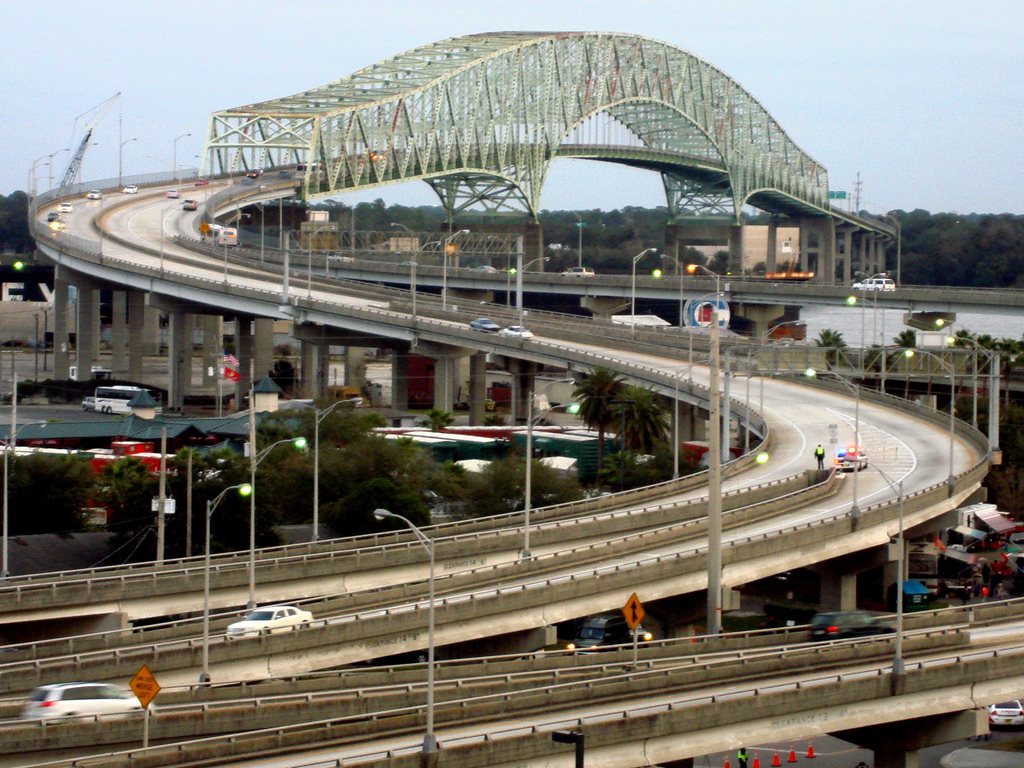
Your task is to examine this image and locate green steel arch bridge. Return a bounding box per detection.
[204,31,891,244]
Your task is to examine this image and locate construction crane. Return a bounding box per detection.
[58,92,120,189]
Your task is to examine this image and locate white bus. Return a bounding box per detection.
[84,386,160,415]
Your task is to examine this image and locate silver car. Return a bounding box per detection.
[21,683,144,720]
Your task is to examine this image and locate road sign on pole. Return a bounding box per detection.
[130,664,160,709]
[622,592,644,629]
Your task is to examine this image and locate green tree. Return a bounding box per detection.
[99,458,160,556]
[9,454,96,535]
[459,454,582,519]
[615,385,668,453]
[424,408,454,432]
[573,367,625,473]
[815,329,848,366]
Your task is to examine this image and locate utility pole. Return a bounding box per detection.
[156,427,167,564]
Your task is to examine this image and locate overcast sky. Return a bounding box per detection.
[3,1,1021,215]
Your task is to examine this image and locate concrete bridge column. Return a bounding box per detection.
[344,346,367,390]
[765,221,778,273]
[300,340,317,399]
[143,304,161,356]
[732,304,786,338]
[315,341,330,399]
[820,219,836,284]
[841,711,987,768]
[166,311,189,412]
[873,235,887,275]
[468,353,488,425]
[254,318,274,381]
[201,316,222,388]
[728,224,744,275]
[52,269,70,380]
[127,292,147,382]
[237,317,254,399]
[840,229,854,284]
[391,350,409,411]
[798,222,811,273]
[819,570,858,611]
[75,278,100,379]
[433,354,457,412]
[855,233,868,278]
[110,291,128,375]
[581,296,629,319]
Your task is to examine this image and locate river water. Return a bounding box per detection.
[800,305,1024,348]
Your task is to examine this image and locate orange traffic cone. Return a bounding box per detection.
[788,746,798,763]
[772,752,781,767]
[752,757,761,768]
[724,758,731,768]
[806,741,816,759]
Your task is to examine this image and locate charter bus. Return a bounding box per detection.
[84,386,161,415]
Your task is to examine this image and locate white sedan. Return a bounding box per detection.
[122,184,139,194]
[226,605,314,639]
[498,325,534,340]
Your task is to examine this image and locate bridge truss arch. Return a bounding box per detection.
[205,32,829,221]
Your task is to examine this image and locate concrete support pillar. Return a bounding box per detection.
[841,230,854,284]
[315,341,329,399]
[468,353,488,425]
[820,218,836,284]
[433,354,456,412]
[75,279,99,379]
[254,318,274,381]
[166,311,189,412]
[765,221,778,273]
[237,317,254,399]
[344,346,367,389]
[856,234,868,279]
[842,711,986,768]
[819,571,858,611]
[127,292,146,381]
[391,350,409,411]
[143,304,161,355]
[110,291,128,374]
[727,224,744,275]
[580,295,629,319]
[201,316,221,387]
[53,269,70,381]
[798,222,811,273]
[300,340,317,399]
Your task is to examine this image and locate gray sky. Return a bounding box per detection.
[3,1,1022,215]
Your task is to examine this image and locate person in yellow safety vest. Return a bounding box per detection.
[737,746,749,768]
[814,443,825,469]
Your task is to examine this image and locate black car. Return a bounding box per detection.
[469,317,500,333]
[46,212,60,222]
[567,614,652,650]
[809,610,893,641]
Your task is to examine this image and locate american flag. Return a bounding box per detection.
[223,352,239,367]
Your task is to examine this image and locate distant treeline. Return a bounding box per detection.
[4,188,1022,288]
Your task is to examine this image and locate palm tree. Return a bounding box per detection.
[893,329,917,349]
[994,337,1024,406]
[815,328,847,366]
[615,385,669,453]
[572,367,625,472]
[424,408,454,432]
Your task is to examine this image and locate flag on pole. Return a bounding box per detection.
[223,367,241,382]
[223,352,239,367]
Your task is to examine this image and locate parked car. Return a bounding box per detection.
[498,325,534,339]
[469,317,501,333]
[562,267,595,277]
[165,189,180,199]
[567,614,652,650]
[834,445,867,471]
[21,683,144,720]
[989,700,1024,728]
[808,610,892,641]
[85,190,102,200]
[226,605,313,639]
[181,199,198,211]
[59,202,74,214]
[852,276,895,292]
[122,184,139,194]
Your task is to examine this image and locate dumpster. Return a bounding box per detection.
[888,579,931,612]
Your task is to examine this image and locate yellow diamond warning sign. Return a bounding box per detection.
[622,593,645,630]
[129,664,161,709]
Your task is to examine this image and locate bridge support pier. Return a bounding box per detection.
[838,710,987,767]
[732,304,787,338]
[344,346,367,391]
[127,291,147,381]
[74,276,100,380]
[468,353,488,425]
[391,350,409,412]
[201,316,222,388]
[254,318,275,382]
[166,310,189,412]
[52,268,70,381]
[110,290,128,375]
[581,295,629,319]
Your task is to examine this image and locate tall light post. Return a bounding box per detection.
[574,214,585,269]
[867,463,906,680]
[312,398,361,542]
[158,203,177,275]
[172,132,191,186]
[655,253,685,330]
[118,138,137,187]
[610,398,636,490]
[373,508,437,755]
[522,378,577,559]
[441,229,470,310]
[247,434,307,608]
[903,348,957,491]
[948,335,1000,454]
[630,247,658,337]
[686,263,723,633]
[805,367,861,517]
[201,482,253,684]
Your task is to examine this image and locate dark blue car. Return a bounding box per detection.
[469,317,500,333]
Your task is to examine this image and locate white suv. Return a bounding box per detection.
[562,267,595,277]
[852,277,895,291]
[21,683,144,720]
[85,190,102,200]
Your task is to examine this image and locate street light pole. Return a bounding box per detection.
[172,132,191,186]
[202,482,252,684]
[118,138,137,187]
[630,247,657,338]
[373,508,437,754]
[313,398,361,542]
[441,229,470,310]
[904,349,957,491]
[574,215,585,269]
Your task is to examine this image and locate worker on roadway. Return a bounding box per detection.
[814,444,825,469]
